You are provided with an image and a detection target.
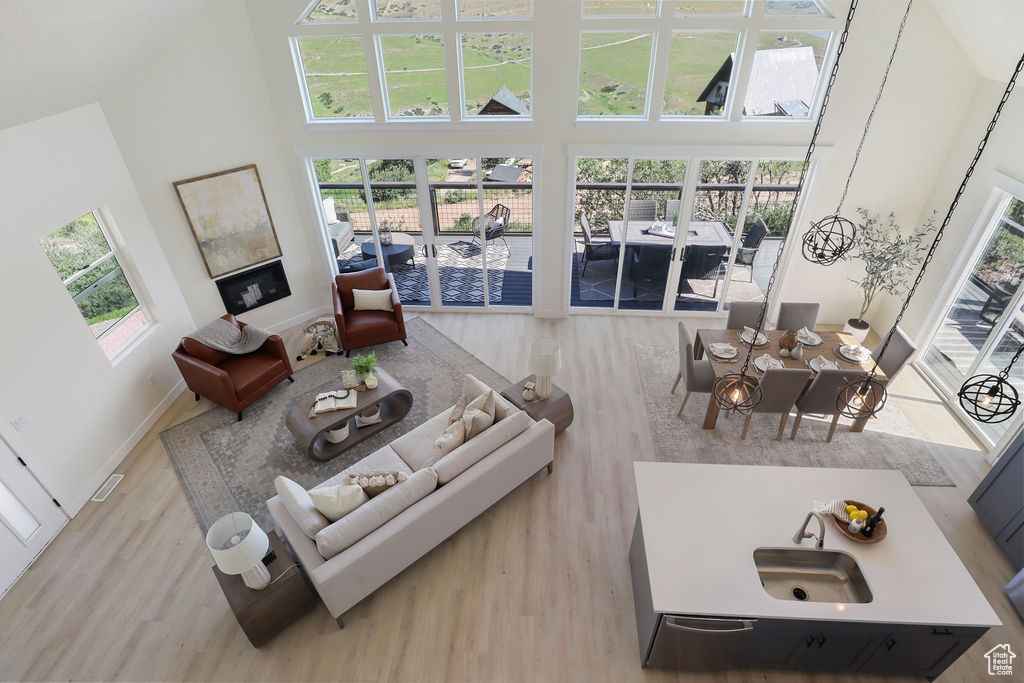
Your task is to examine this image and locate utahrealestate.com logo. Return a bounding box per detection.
[985,644,1016,676]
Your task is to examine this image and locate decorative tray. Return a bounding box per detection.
[832,499,887,544]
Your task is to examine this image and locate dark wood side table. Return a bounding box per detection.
[212,531,317,647]
[501,374,574,471]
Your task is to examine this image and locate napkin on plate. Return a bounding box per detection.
[709,342,737,357]
[742,326,766,344]
[797,327,821,344]
[841,343,870,359]
[756,353,784,371]
[810,355,838,371]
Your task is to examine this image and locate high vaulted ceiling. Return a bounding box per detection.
[0,0,213,131]
[930,0,1024,81]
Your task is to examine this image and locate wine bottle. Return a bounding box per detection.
[861,507,885,538]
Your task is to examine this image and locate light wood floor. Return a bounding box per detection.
[0,312,1019,682]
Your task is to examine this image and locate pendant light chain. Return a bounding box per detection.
[733,0,860,378]
[866,52,1024,381]
[835,0,914,213]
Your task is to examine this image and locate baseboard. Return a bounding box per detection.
[64,379,186,516]
[268,306,332,334]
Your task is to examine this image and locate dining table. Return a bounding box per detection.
[606,220,732,250]
[693,328,888,432]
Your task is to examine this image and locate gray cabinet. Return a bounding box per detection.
[860,626,980,678]
[969,431,1024,568]
[792,623,878,671]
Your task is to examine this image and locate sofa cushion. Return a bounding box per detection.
[463,374,516,422]
[218,354,286,396]
[309,484,368,522]
[274,476,330,539]
[391,410,451,471]
[434,410,532,484]
[315,467,438,558]
[345,309,399,338]
[182,337,229,366]
[352,288,394,312]
[463,390,496,439]
[316,445,412,490]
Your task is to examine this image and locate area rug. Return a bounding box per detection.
[160,317,510,534]
[634,344,955,486]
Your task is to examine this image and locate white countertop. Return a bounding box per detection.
[634,463,1001,628]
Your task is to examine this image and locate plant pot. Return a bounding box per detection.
[843,318,870,343]
[324,422,350,443]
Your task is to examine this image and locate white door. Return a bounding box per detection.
[0,437,66,598]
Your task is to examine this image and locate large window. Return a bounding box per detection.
[577,32,655,117]
[378,34,449,118]
[40,211,150,358]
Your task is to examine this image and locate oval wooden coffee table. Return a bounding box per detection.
[285,366,413,462]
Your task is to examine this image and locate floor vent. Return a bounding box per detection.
[91,474,124,502]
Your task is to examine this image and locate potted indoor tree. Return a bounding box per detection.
[844,209,937,342]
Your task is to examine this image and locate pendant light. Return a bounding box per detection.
[713,0,861,413]
[958,343,1023,424]
[837,53,1024,420]
[802,0,915,266]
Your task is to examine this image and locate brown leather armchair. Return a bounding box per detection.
[332,267,408,357]
[172,314,294,421]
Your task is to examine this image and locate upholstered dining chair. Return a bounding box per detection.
[332,267,408,356]
[871,326,917,383]
[673,322,715,416]
[777,302,821,331]
[790,369,859,443]
[726,301,763,330]
[741,368,813,440]
[628,199,657,221]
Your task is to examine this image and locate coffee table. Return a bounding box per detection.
[285,366,413,462]
[360,233,416,269]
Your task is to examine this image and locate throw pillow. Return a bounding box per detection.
[448,395,469,425]
[343,469,408,497]
[462,390,496,439]
[432,418,466,462]
[273,476,329,539]
[352,288,394,312]
[309,483,368,522]
[322,196,337,222]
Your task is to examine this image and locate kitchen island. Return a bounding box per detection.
[629,463,1001,677]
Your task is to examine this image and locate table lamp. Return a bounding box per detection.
[529,337,561,400]
[206,512,271,590]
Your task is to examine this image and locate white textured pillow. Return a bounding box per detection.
[463,390,496,439]
[322,196,337,222]
[274,476,329,539]
[309,483,368,522]
[432,419,466,463]
[352,288,394,312]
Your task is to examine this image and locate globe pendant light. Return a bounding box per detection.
[803,0,915,266]
[714,0,862,413]
[837,53,1024,420]
[958,344,1023,424]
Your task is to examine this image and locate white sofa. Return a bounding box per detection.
[267,374,555,624]
[322,197,353,257]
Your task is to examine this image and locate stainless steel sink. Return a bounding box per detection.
[753,547,873,604]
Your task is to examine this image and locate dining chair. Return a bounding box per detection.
[776,302,821,331]
[790,369,859,442]
[674,322,715,416]
[741,368,813,440]
[628,199,657,221]
[871,326,916,383]
[726,301,763,330]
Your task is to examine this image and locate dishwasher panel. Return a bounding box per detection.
[645,615,757,670]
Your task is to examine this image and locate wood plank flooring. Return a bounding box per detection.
[0,312,1019,682]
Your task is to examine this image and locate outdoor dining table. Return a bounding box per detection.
[694,328,888,433]
[606,220,732,250]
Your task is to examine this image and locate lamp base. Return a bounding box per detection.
[535,374,552,399]
[241,561,271,590]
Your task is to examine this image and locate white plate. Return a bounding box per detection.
[797,330,822,345]
[709,343,737,359]
[840,344,871,361]
[808,356,839,373]
[754,354,783,372]
[738,331,769,346]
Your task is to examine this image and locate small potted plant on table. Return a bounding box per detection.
[351,352,377,389]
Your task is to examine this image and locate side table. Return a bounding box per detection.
[212,530,317,647]
[502,374,573,473]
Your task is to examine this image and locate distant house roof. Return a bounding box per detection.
[478,86,529,116]
[485,164,526,182]
[697,46,819,116]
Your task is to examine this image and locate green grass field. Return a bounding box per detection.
[662,31,739,116]
[578,32,653,116]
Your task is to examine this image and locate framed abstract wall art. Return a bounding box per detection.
[173,164,282,278]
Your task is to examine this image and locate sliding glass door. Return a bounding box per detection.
[312,155,533,310]
[919,194,1024,446]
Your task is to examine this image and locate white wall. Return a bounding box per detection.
[102,0,326,332]
[0,104,195,515]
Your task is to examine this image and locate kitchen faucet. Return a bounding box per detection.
[793,511,826,549]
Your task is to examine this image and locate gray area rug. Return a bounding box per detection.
[160,317,509,534]
[635,344,954,486]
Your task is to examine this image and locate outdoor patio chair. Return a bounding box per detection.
[680,245,729,299]
[470,203,512,254]
[732,216,768,283]
[579,213,620,277]
[630,245,671,298]
[665,199,682,224]
[627,199,656,221]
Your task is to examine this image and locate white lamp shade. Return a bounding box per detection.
[206,512,269,575]
[529,337,561,377]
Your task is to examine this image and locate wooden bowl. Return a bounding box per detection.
[832,499,887,544]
